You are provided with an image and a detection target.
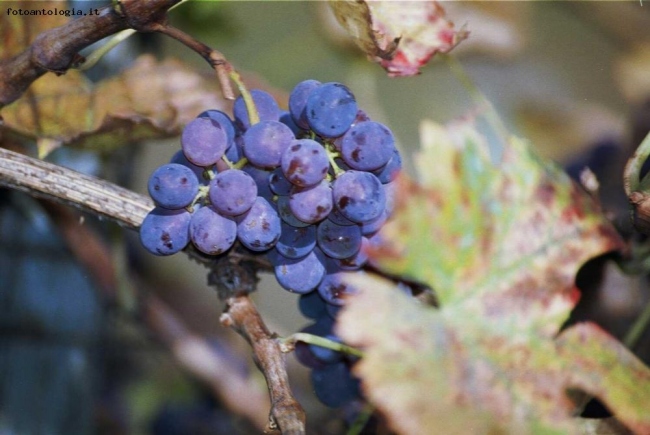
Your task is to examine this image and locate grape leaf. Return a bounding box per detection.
[329,0,468,77]
[337,119,650,433]
[0,55,228,156]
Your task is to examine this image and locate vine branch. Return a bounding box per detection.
[0,0,235,107]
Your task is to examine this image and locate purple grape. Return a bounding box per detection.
[331,109,371,151]
[306,82,357,138]
[208,169,257,216]
[233,89,280,130]
[181,117,229,166]
[243,121,295,169]
[276,222,317,259]
[332,171,385,223]
[311,362,360,408]
[147,163,199,209]
[237,197,281,251]
[242,164,273,200]
[335,237,369,270]
[374,147,402,183]
[341,121,395,171]
[170,150,206,182]
[327,207,356,226]
[289,79,322,129]
[289,180,333,224]
[198,109,236,148]
[325,303,342,320]
[280,111,304,137]
[281,139,329,187]
[318,270,362,306]
[276,196,311,228]
[316,219,362,260]
[274,250,326,293]
[360,209,388,236]
[140,207,191,256]
[298,291,327,319]
[269,168,293,196]
[189,206,237,255]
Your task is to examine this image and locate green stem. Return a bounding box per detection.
[624,132,650,196]
[624,298,650,349]
[232,157,249,170]
[281,333,363,358]
[346,403,374,435]
[229,70,259,125]
[325,143,345,178]
[79,0,191,71]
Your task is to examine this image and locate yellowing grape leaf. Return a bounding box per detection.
[1,55,227,155]
[337,119,650,433]
[329,0,468,77]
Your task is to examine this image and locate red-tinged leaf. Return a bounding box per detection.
[368,119,622,337]
[0,55,228,155]
[335,118,650,433]
[329,0,468,77]
[338,276,650,434]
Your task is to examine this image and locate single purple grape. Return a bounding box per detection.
[332,171,385,224]
[208,169,257,216]
[189,206,237,255]
[237,197,281,251]
[281,139,330,188]
[341,121,395,171]
[289,79,322,129]
[198,109,236,148]
[316,219,362,260]
[140,207,191,256]
[306,82,357,138]
[274,250,326,294]
[276,222,317,259]
[147,163,199,209]
[289,180,333,224]
[243,121,295,169]
[181,117,228,166]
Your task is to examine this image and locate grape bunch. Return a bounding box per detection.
[140,80,402,409]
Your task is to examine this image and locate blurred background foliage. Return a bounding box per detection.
[1,1,650,434]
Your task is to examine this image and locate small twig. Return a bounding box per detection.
[79,29,137,71]
[221,295,306,435]
[153,24,235,100]
[623,132,650,197]
[279,332,364,358]
[624,299,650,350]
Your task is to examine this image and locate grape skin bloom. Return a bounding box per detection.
[189,206,237,255]
[208,169,257,216]
[181,117,229,167]
[147,163,199,209]
[140,207,191,256]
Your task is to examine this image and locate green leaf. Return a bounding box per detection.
[336,118,650,434]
